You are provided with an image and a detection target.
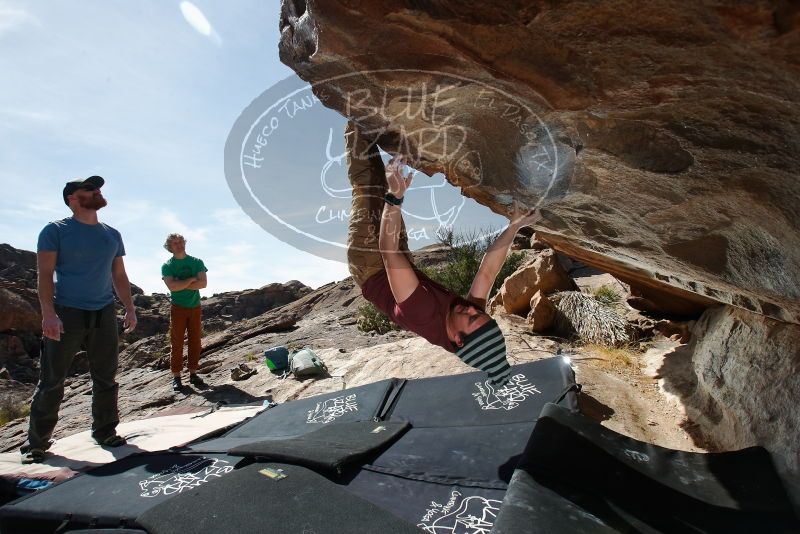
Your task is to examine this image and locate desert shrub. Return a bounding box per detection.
[423,227,525,299]
[550,291,632,347]
[356,227,525,334]
[356,303,401,335]
[590,285,622,306]
[0,398,30,427]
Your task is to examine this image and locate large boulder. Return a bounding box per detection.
[664,305,800,505]
[0,285,40,333]
[499,249,576,314]
[526,290,556,332]
[278,0,800,325]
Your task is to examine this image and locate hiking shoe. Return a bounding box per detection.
[189,373,206,388]
[21,448,46,464]
[172,376,182,392]
[96,434,127,447]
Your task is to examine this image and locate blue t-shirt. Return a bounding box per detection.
[37,217,125,310]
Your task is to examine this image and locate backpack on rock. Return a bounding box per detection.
[289,348,327,378]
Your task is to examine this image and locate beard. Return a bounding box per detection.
[79,194,107,210]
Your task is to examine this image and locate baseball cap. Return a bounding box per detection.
[62,175,105,205]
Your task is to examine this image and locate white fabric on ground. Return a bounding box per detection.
[0,405,265,480]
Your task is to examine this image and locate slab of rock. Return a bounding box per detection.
[526,290,556,332]
[669,305,800,508]
[499,249,576,315]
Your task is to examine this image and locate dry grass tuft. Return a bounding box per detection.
[0,397,30,427]
[582,343,640,371]
[551,291,632,347]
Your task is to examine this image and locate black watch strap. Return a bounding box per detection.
[384,193,404,206]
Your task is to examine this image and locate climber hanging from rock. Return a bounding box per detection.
[344,120,542,387]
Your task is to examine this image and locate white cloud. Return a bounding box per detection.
[156,208,208,244]
[210,207,257,229]
[0,4,38,36]
[179,1,221,45]
[0,108,57,123]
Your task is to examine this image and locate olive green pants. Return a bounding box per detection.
[23,303,120,451]
[345,121,410,287]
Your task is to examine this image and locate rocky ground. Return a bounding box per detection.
[0,241,702,455]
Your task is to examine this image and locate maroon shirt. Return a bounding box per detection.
[362,270,459,353]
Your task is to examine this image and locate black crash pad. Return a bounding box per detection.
[343,467,507,530]
[492,403,800,533]
[387,357,577,428]
[228,420,410,473]
[365,422,534,487]
[0,453,243,534]
[136,462,421,534]
[189,379,399,452]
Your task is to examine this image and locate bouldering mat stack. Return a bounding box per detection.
[492,403,800,533]
[340,357,579,529]
[0,357,580,533]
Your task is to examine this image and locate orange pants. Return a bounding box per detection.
[170,305,201,374]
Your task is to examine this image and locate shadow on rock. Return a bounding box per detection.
[198,384,271,405]
[655,338,713,450]
[578,393,614,422]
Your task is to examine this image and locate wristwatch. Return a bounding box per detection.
[384,192,404,206]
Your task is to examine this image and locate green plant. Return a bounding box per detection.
[356,303,401,335]
[422,227,524,299]
[590,285,622,306]
[0,399,30,427]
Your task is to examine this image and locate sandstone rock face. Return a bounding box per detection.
[0,244,36,290]
[486,291,503,315]
[0,285,40,333]
[201,280,313,322]
[500,249,576,314]
[627,283,708,319]
[526,290,555,332]
[669,305,800,502]
[278,0,800,325]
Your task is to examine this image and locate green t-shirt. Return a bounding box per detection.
[161,255,207,308]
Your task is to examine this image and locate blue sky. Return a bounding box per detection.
[0,1,506,295]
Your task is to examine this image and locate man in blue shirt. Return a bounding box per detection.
[21,175,138,464]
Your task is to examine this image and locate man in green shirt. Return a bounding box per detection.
[161,233,208,391]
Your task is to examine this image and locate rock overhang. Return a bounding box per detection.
[278,0,800,324]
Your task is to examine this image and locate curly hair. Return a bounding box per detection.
[163,233,185,253]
